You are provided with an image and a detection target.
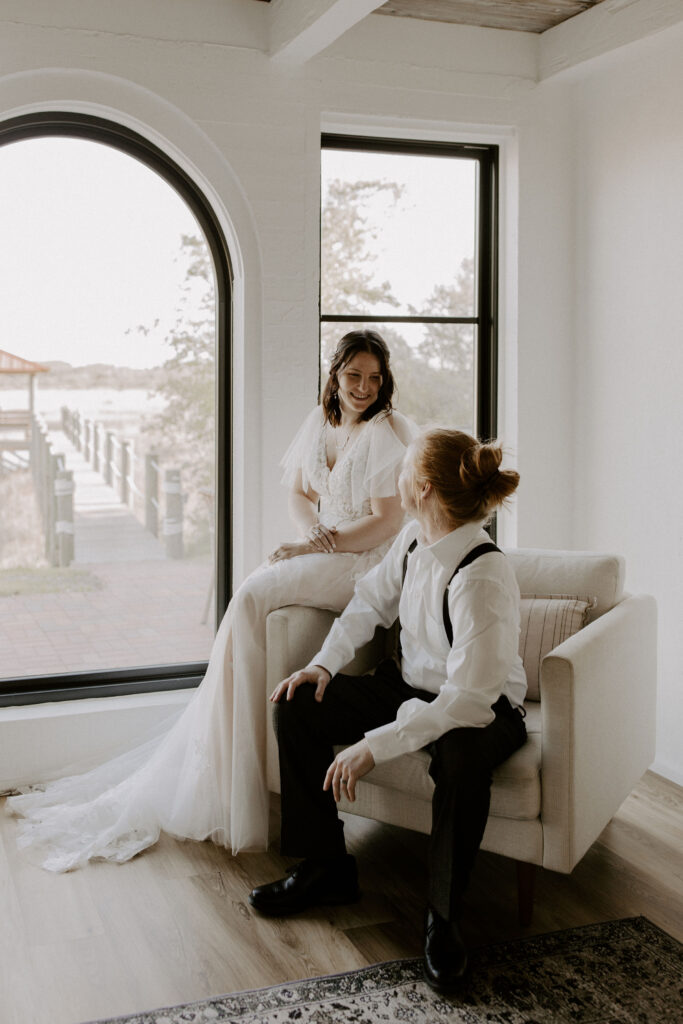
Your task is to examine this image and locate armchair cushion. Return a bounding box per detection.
[339,703,542,821]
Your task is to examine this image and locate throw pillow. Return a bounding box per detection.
[519,596,594,700]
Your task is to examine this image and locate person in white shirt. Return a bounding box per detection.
[249,427,526,991]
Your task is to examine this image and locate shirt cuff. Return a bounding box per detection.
[364,721,403,764]
[311,645,344,681]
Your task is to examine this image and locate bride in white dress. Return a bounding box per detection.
[8,330,415,871]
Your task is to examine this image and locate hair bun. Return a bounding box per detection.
[459,441,501,489]
[414,428,519,526]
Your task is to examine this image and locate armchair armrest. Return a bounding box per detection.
[265,606,393,690]
[265,607,338,693]
[540,593,657,872]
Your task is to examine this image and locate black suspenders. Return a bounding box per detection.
[401,538,502,647]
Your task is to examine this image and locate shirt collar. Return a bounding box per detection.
[418,519,489,570]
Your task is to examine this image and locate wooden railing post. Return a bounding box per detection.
[30,412,39,490]
[92,422,100,472]
[39,423,48,525]
[105,431,114,486]
[46,452,61,565]
[38,420,50,529]
[119,440,130,505]
[163,468,183,559]
[145,452,159,536]
[55,468,75,567]
[83,418,91,463]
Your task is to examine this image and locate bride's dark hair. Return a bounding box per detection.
[321,330,395,427]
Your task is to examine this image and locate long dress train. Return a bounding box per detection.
[7,406,413,871]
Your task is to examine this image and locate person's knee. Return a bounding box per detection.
[234,565,277,615]
[272,684,318,738]
[430,730,490,783]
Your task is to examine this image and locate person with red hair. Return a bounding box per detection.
[251,427,526,992]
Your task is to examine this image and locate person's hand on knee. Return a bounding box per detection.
[270,664,331,703]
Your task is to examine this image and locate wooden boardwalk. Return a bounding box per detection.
[47,429,166,564]
[0,428,213,679]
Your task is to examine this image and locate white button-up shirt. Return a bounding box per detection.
[313,519,527,764]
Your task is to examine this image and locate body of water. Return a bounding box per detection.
[0,388,165,424]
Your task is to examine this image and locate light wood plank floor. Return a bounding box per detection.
[1,770,681,1024]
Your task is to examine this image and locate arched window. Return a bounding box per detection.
[0,112,232,705]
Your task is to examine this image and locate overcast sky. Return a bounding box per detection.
[322,146,476,315]
[0,138,476,372]
[0,137,200,370]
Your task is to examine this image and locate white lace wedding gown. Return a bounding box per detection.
[7,406,413,871]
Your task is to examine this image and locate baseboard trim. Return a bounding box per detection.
[0,689,193,792]
[650,760,683,789]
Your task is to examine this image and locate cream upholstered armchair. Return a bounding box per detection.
[265,549,657,923]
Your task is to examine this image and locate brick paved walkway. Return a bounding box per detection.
[0,556,214,679]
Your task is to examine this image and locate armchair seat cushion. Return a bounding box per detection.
[334,703,542,822]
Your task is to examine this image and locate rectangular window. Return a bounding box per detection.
[320,135,498,440]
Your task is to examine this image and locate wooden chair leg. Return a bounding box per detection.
[516,861,536,926]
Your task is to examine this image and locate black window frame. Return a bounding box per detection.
[0,111,233,707]
[320,133,499,443]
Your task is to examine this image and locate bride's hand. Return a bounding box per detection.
[269,524,338,562]
[268,540,315,563]
[306,522,337,553]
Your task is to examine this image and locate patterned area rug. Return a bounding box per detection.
[86,917,681,1024]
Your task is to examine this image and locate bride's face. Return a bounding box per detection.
[336,352,382,417]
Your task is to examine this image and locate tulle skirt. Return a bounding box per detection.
[6,545,382,872]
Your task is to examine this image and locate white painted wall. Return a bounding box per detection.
[570,21,683,784]
[0,0,678,784]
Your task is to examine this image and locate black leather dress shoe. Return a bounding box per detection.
[423,906,468,992]
[248,855,360,916]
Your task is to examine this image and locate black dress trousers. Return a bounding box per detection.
[273,658,526,921]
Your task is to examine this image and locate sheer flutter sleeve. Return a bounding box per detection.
[354,410,418,508]
[279,406,325,493]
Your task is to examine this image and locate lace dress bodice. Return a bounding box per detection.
[280,406,415,576]
[281,406,413,526]
[310,420,373,525]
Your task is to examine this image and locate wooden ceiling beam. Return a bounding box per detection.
[269,0,386,63]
